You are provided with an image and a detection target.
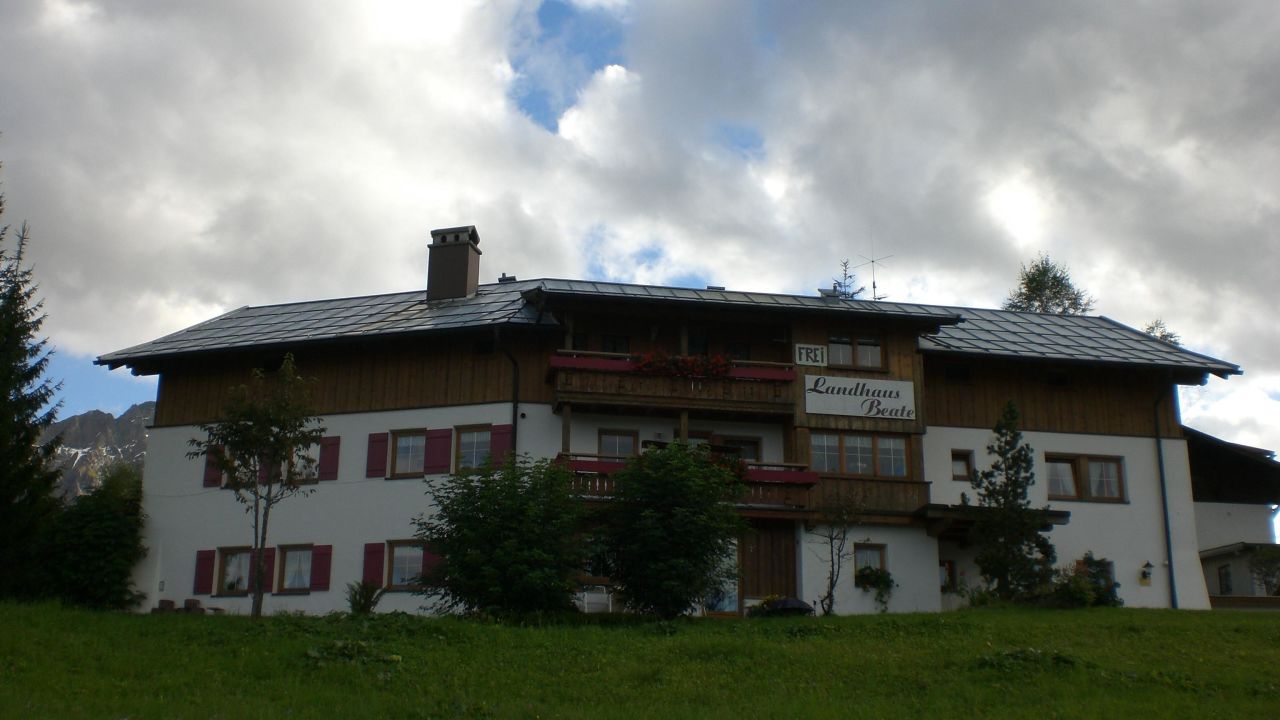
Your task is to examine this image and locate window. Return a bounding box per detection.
[811,433,909,477]
[277,546,312,592]
[854,544,885,571]
[218,548,250,595]
[601,334,630,354]
[828,334,884,369]
[687,330,708,357]
[717,437,761,462]
[1046,455,1125,502]
[725,341,751,361]
[456,426,492,470]
[390,430,426,478]
[1218,564,1233,595]
[388,542,424,589]
[570,332,589,351]
[598,429,638,457]
[939,560,957,591]
[951,451,974,482]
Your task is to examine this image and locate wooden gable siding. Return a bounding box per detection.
[922,358,1183,438]
[153,336,559,427]
[789,317,926,435]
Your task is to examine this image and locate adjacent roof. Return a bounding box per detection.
[97,278,1240,380]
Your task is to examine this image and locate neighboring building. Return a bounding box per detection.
[1186,427,1280,607]
[98,226,1242,615]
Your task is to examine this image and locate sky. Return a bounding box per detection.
[0,0,1278,467]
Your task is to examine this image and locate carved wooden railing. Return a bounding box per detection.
[550,351,795,414]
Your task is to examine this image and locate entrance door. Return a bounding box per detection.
[740,520,797,606]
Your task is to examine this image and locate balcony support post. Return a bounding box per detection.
[562,402,573,453]
[678,410,689,442]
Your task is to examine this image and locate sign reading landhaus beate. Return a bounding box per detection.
[804,375,916,419]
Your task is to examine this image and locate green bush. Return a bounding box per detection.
[604,442,744,619]
[416,455,585,616]
[345,581,385,615]
[854,566,897,612]
[1040,553,1122,608]
[45,464,146,609]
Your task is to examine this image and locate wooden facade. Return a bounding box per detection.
[922,358,1183,439]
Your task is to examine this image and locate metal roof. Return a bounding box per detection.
[96,280,548,369]
[918,304,1240,378]
[97,278,1240,379]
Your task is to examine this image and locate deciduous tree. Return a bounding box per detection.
[415,455,585,615]
[808,489,866,616]
[964,402,1057,600]
[604,443,744,619]
[1002,254,1095,315]
[187,354,324,618]
[0,178,63,600]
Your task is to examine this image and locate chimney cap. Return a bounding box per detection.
[429,225,480,246]
[498,273,517,284]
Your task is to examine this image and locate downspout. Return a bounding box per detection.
[495,328,520,455]
[1153,385,1178,609]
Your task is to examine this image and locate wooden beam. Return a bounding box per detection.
[561,402,572,453]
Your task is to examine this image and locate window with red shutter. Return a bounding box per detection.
[490,424,513,463]
[366,433,389,478]
[202,449,224,487]
[362,542,385,586]
[318,436,341,481]
[424,429,453,474]
[311,545,333,591]
[193,549,216,595]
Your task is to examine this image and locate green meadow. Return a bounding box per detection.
[2,602,1276,719]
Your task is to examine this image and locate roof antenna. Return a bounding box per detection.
[854,239,892,301]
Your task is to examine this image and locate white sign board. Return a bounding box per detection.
[803,375,916,420]
[794,344,827,366]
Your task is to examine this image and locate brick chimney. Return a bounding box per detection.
[427,225,482,301]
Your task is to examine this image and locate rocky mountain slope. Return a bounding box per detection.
[40,402,154,497]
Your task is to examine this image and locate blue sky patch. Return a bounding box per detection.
[47,351,157,418]
[714,122,765,159]
[511,1,627,131]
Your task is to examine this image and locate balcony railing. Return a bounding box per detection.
[550,351,795,414]
[811,475,931,515]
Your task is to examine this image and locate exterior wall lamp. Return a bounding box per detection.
[1140,562,1154,586]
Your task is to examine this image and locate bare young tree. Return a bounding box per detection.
[808,488,867,615]
[188,354,324,618]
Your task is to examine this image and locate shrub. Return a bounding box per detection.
[45,464,147,609]
[416,455,585,616]
[604,442,744,619]
[346,581,385,615]
[854,566,896,612]
[1040,553,1122,608]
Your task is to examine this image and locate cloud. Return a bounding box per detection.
[1,1,1277,449]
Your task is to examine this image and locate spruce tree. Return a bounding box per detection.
[0,183,63,599]
[1003,254,1095,315]
[964,401,1056,600]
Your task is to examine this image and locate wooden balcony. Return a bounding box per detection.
[549,351,795,415]
[811,475,931,516]
[557,454,928,518]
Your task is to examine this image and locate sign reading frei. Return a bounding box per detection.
[794,344,827,366]
[804,375,916,419]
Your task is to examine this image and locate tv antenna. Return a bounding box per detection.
[854,249,893,301]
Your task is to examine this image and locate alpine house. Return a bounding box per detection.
[98,226,1242,615]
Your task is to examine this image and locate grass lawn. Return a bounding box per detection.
[1,602,1277,719]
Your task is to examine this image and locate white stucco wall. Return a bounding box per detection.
[1195,502,1278,549]
[136,402,562,615]
[923,427,1209,609]
[798,523,941,614]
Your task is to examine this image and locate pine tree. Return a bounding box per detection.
[964,401,1056,600]
[0,182,64,599]
[1003,254,1095,315]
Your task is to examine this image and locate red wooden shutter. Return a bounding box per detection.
[257,462,270,485]
[366,433,389,478]
[311,545,333,591]
[362,542,385,586]
[421,544,442,585]
[193,549,216,595]
[202,450,223,487]
[489,424,513,463]
[318,436,341,481]
[424,429,453,474]
[249,548,276,592]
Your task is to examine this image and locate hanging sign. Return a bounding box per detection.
[794,344,827,366]
[804,375,916,419]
